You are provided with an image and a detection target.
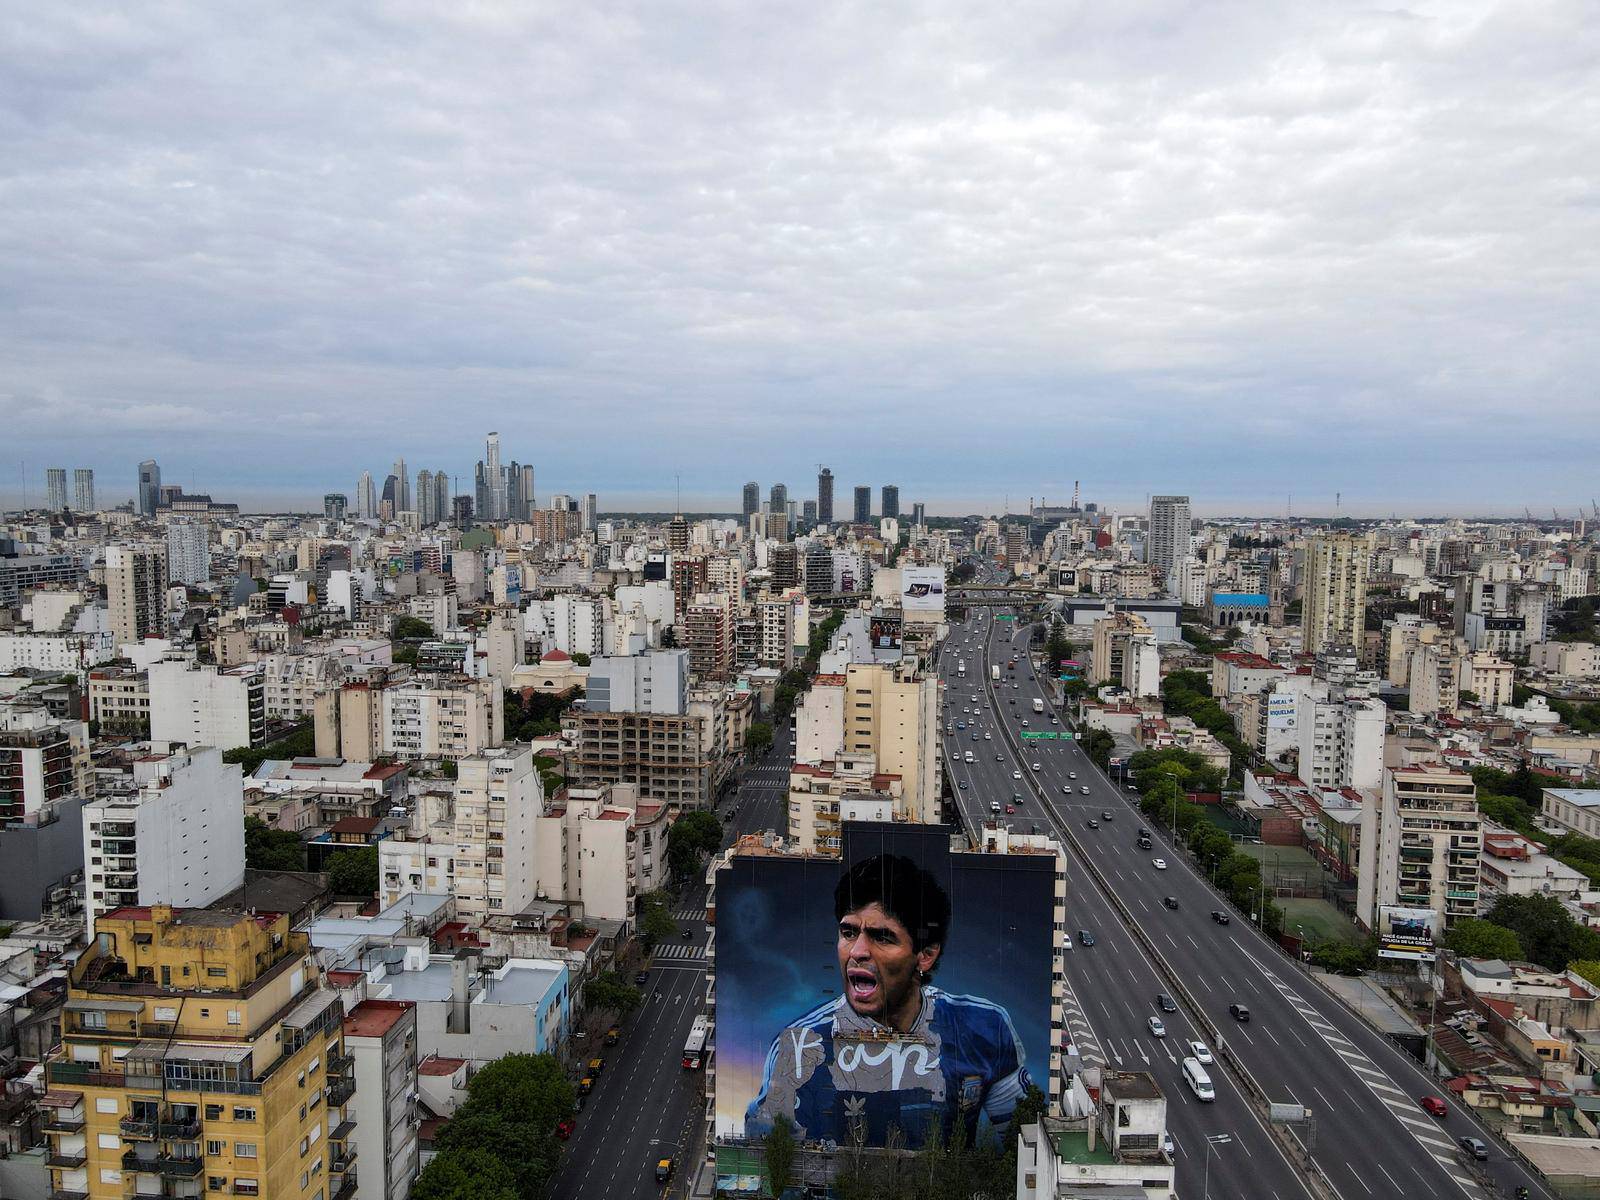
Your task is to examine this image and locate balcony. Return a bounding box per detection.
[330,1147,357,1172]
[47,1151,88,1169]
[329,1120,356,1143]
[1400,845,1432,861]
[44,1113,85,1133]
[47,1062,125,1089]
[327,1078,355,1107]
[122,1151,203,1179]
[331,1175,357,1200]
[48,1191,89,1200]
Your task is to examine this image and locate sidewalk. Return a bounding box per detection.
[1308,968,1426,1039]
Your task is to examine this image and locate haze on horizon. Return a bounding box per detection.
[2,2,1597,513]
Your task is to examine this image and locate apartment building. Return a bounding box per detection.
[564,708,713,810]
[1090,613,1152,689]
[1301,532,1369,656]
[342,999,419,1200]
[837,662,940,822]
[1358,764,1481,930]
[105,543,168,648]
[378,677,501,761]
[81,747,247,928]
[682,592,735,680]
[88,665,151,734]
[533,784,669,922]
[0,703,93,821]
[43,905,355,1200]
[786,755,904,852]
[1293,693,1385,791]
[757,597,796,669]
[148,660,267,752]
[444,747,540,922]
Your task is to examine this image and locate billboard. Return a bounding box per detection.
[900,566,947,615]
[869,614,903,650]
[713,822,1055,1151]
[1377,904,1440,963]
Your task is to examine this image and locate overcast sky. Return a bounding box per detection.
[3,1,1597,517]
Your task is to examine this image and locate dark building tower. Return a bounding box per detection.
[452,494,474,527]
[323,493,348,521]
[667,513,690,554]
[802,499,817,524]
[137,460,161,517]
[380,474,399,519]
[912,501,926,527]
[853,485,871,524]
[742,482,760,518]
[881,485,899,519]
[817,467,834,523]
[769,483,788,515]
[770,544,800,590]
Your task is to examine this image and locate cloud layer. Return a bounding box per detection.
[3,1,1597,514]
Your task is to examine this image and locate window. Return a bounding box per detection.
[300,1135,310,1156]
[96,1098,119,1114]
[207,967,227,977]
[227,1010,241,1026]
[206,1140,224,1156]
[205,1104,223,1120]
[98,1133,120,1150]
[80,1010,107,1030]
[232,1107,257,1122]
[235,1143,257,1158]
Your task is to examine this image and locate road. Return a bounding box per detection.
[549,726,796,1200]
[941,577,1553,1200]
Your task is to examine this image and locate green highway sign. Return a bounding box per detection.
[1020,731,1058,739]
[996,614,1015,621]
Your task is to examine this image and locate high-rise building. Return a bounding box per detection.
[149,660,266,752]
[582,493,598,533]
[485,431,506,520]
[165,520,210,586]
[45,468,67,511]
[434,470,451,526]
[323,492,348,521]
[136,459,161,517]
[73,468,95,512]
[770,544,800,590]
[380,474,399,520]
[416,470,435,524]
[452,494,474,527]
[802,499,817,524]
[44,902,354,1200]
[817,467,834,523]
[1147,495,1191,597]
[518,464,535,516]
[666,513,690,554]
[881,484,899,519]
[769,483,788,515]
[1358,763,1481,931]
[1303,532,1370,655]
[742,481,760,518]
[682,593,735,680]
[853,485,871,524]
[357,470,377,518]
[105,543,167,648]
[393,457,410,513]
[912,501,926,527]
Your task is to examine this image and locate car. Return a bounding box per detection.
[1162,1131,1175,1157]
[1049,715,1058,724]
[1137,836,1152,849]
[984,732,993,740]
[1080,786,1090,795]
[1012,770,1023,780]
[1063,933,1073,950]
[1157,993,1178,1012]
[1069,772,1078,780]
[958,781,968,790]
[1188,1041,1213,1065]
[1005,804,1015,815]
[957,721,966,730]
[1086,819,1099,829]
[1152,858,1168,870]
[605,1024,621,1046]
[971,733,979,741]
[587,1057,605,1076]
[996,753,1004,761]
[1211,910,1231,925]
[1458,1136,1489,1161]
[1031,762,1042,772]
[1147,1017,1167,1038]
[1077,929,1095,946]
[1021,719,1029,726]
[634,969,649,984]
[556,1117,576,1139]
[1419,1095,1448,1118]
[1229,1003,1251,1022]
[1061,784,1072,794]
[1162,896,1180,910]
[1101,810,1113,821]
[1009,697,1016,705]
[990,800,1001,813]
[655,1156,676,1183]
[578,1076,594,1096]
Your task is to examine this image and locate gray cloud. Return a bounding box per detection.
[2,1,1597,513]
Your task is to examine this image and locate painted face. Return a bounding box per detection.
[837,901,941,1030]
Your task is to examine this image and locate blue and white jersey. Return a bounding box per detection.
[744,985,1031,1148]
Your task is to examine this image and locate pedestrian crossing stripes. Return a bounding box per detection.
[653,942,705,961]
[673,907,707,920]
[1058,972,1106,1067]
[1235,943,1490,1200]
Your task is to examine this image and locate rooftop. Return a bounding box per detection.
[1051,1128,1119,1166]
[343,998,415,1039]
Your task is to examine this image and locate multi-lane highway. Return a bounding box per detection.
[940,581,1552,1200]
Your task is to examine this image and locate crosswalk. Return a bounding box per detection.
[653,941,705,961]
[1058,972,1105,1067]
[673,906,707,921]
[1238,943,1489,1200]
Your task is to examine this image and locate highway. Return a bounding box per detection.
[940,568,1552,1200]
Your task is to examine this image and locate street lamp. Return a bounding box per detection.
[1203,1133,1231,1199]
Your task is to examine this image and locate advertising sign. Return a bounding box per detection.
[1377,904,1440,963]
[900,566,947,615]
[714,822,1053,1151]
[869,614,904,650]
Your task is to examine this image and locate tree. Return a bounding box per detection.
[764,1114,797,1200]
[668,810,723,882]
[393,615,434,640]
[570,651,592,666]
[1570,960,1600,990]
[412,1148,519,1200]
[637,890,678,946]
[1442,918,1524,961]
[1458,689,1481,706]
[433,1106,559,1200]
[325,847,379,898]
[243,816,305,871]
[583,970,642,1018]
[745,721,775,756]
[1486,894,1600,970]
[1077,729,1115,772]
[1307,939,1377,975]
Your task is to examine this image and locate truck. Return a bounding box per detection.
[682,1014,709,1070]
[1032,698,1045,714]
[991,665,1001,683]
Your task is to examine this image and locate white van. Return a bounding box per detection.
[964,751,975,763]
[1181,1057,1214,1101]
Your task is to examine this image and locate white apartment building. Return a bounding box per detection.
[1120,631,1160,698]
[105,543,167,648]
[795,673,845,764]
[342,998,421,1200]
[532,784,669,922]
[148,658,266,752]
[1358,764,1481,931]
[164,520,210,586]
[259,652,342,720]
[379,676,502,761]
[524,593,608,657]
[81,746,247,928]
[1147,494,1191,597]
[1541,789,1600,839]
[787,754,905,853]
[406,590,459,635]
[1462,651,1514,708]
[0,630,115,675]
[1294,694,1385,791]
[0,703,93,816]
[1528,642,1600,679]
[585,649,689,714]
[758,597,796,669]
[451,748,542,921]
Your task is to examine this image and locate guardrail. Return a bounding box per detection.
[983,621,1342,1200]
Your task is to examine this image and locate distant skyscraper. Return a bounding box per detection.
[393,457,410,513]
[667,513,690,553]
[912,502,926,527]
[802,499,817,523]
[416,471,435,524]
[881,485,900,519]
[485,431,506,520]
[137,460,161,517]
[357,471,376,519]
[853,485,871,524]
[434,471,451,526]
[45,468,67,511]
[742,482,760,518]
[817,468,834,523]
[452,494,474,527]
[323,493,348,521]
[1147,495,1192,598]
[582,494,598,533]
[380,474,399,520]
[769,483,788,515]
[506,461,527,519]
[518,464,535,515]
[474,462,489,521]
[74,468,95,513]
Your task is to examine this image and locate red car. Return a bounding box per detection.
[1419,1096,1447,1118]
[1005,805,1015,815]
[556,1118,576,1139]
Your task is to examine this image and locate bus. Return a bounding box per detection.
[1032,697,1045,714]
[682,1014,709,1070]
[991,665,1001,683]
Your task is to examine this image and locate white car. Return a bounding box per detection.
[1188,1041,1213,1065]
[1069,772,1078,780]
[984,733,992,741]
[1063,934,1074,950]
[1153,858,1168,870]
[1031,762,1042,772]
[1080,786,1090,795]
[1011,770,1023,780]
[1147,1017,1167,1038]
[1163,1132,1175,1157]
